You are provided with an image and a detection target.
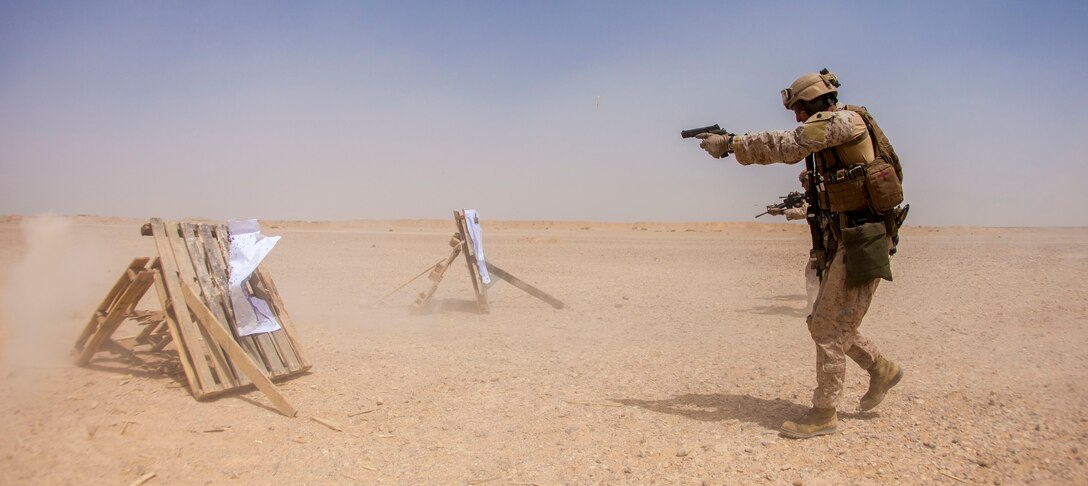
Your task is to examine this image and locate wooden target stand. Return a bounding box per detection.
[401,210,564,313]
[72,219,310,417]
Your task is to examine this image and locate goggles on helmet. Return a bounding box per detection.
[780,88,795,110]
[781,68,840,111]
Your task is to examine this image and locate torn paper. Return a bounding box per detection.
[463,209,490,285]
[227,219,282,336]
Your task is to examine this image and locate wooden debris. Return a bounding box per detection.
[129,472,156,486]
[310,416,343,432]
[565,400,623,407]
[348,408,377,417]
[939,471,970,484]
[929,460,970,484]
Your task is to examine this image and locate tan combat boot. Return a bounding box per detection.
[859,356,903,411]
[780,407,838,439]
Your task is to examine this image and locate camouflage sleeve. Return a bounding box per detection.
[784,204,808,221]
[732,110,866,166]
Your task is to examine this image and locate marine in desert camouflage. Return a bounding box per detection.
[691,69,905,439]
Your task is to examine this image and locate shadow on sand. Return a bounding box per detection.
[82,352,311,411]
[412,298,484,315]
[613,393,805,430]
[613,393,877,432]
[739,294,809,318]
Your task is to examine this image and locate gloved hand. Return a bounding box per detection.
[694,132,732,159]
[767,207,785,216]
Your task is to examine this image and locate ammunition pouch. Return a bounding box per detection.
[841,221,892,286]
[821,159,903,214]
[824,175,868,213]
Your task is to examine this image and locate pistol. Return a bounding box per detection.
[680,124,729,139]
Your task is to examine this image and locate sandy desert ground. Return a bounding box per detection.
[0,215,1086,485]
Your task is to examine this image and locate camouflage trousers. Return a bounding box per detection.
[807,246,883,409]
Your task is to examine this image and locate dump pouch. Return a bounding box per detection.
[841,221,892,286]
[865,158,904,212]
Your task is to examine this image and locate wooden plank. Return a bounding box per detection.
[237,275,288,376]
[185,223,248,384]
[182,222,249,387]
[413,242,461,309]
[455,210,489,313]
[214,223,306,373]
[130,310,165,322]
[149,218,221,396]
[252,328,287,374]
[181,283,298,417]
[167,221,237,389]
[101,258,150,311]
[210,223,287,376]
[194,224,232,325]
[266,333,300,377]
[232,221,308,371]
[198,224,265,364]
[148,271,196,389]
[485,262,565,309]
[74,314,109,355]
[250,269,304,371]
[74,258,149,350]
[133,315,166,345]
[76,270,155,364]
[148,322,174,352]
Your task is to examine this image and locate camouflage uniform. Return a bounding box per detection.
[783,205,807,221]
[733,105,886,409]
[733,108,872,167]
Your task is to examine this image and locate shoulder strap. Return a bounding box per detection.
[845,104,903,183]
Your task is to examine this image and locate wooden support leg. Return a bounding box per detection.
[485,262,565,309]
[181,283,298,418]
[413,241,463,309]
[134,318,165,345]
[149,330,174,352]
[74,258,150,351]
[76,271,156,365]
[201,224,266,372]
[455,210,489,314]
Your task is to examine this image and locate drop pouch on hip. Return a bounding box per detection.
[841,221,892,286]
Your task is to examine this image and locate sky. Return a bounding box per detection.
[1,1,1086,226]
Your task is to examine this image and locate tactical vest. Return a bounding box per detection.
[817,105,903,214]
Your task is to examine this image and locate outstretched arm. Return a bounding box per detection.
[732,110,867,166]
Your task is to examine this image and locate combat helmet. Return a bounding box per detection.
[781,68,840,110]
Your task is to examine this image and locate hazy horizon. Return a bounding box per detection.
[3,1,1087,227]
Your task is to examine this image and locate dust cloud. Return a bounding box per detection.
[0,214,108,369]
